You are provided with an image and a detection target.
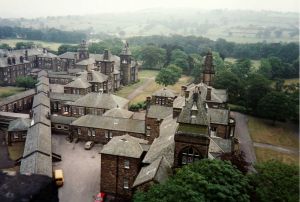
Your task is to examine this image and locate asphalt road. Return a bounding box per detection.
[52,135,103,202]
[231,112,256,170]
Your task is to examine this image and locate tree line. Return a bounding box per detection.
[0,26,86,43]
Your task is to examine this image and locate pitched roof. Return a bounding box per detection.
[103,108,134,119]
[152,88,176,98]
[208,137,232,158]
[8,118,31,132]
[0,89,35,107]
[143,115,178,164]
[186,83,227,103]
[36,83,50,95]
[78,70,108,83]
[76,58,96,66]
[49,92,82,102]
[20,152,52,177]
[71,115,145,134]
[101,134,148,158]
[32,105,51,126]
[50,115,77,125]
[58,52,76,59]
[173,96,185,109]
[36,76,49,86]
[69,93,129,109]
[147,105,173,120]
[32,93,50,109]
[133,156,172,188]
[208,108,229,125]
[38,52,59,58]
[0,57,30,67]
[64,77,91,89]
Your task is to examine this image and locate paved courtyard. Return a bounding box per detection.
[52,135,103,202]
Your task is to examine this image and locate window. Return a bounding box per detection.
[180,147,201,166]
[88,129,91,136]
[124,160,130,169]
[57,125,62,129]
[105,131,113,139]
[146,125,151,137]
[22,133,26,139]
[13,133,19,139]
[92,129,96,137]
[123,178,129,189]
[78,128,81,135]
[64,126,69,130]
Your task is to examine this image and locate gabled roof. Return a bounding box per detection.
[133,156,172,188]
[69,93,129,109]
[49,92,82,102]
[58,52,76,59]
[186,83,227,103]
[208,108,229,125]
[36,83,50,95]
[103,108,134,119]
[147,105,173,120]
[32,93,50,109]
[38,52,59,59]
[64,77,91,89]
[71,115,145,134]
[32,105,51,126]
[208,137,232,159]
[152,88,176,98]
[50,115,77,125]
[101,134,148,158]
[78,70,108,83]
[36,76,49,86]
[173,96,185,109]
[143,115,178,164]
[8,118,31,132]
[76,58,95,66]
[20,152,52,177]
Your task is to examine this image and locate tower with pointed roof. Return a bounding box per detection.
[77,40,89,61]
[202,50,215,86]
[173,87,210,168]
[120,42,132,86]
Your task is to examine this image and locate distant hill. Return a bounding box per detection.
[0,9,298,43]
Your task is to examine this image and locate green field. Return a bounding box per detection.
[0,86,24,100]
[284,78,299,85]
[0,39,69,51]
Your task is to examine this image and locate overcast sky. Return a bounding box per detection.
[1,0,299,18]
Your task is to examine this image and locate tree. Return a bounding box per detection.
[232,58,252,79]
[170,49,189,73]
[248,160,299,202]
[140,45,166,69]
[134,159,250,202]
[220,151,250,174]
[245,73,271,112]
[257,91,291,125]
[155,64,182,86]
[15,76,37,90]
[15,42,35,49]
[0,43,11,49]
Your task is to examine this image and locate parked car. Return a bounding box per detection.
[85,141,94,150]
[54,169,64,187]
[94,192,106,202]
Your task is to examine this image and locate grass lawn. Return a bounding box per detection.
[0,39,69,51]
[7,142,25,161]
[284,78,299,85]
[248,116,299,149]
[138,69,159,78]
[255,147,299,165]
[0,86,24,100]
[130,75,192,104]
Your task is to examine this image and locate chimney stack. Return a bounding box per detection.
[25,50,28,60]
[206,87,212,101]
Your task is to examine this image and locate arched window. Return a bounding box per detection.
[179,147,201,166]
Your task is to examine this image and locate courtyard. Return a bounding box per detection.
[52,134,103,202]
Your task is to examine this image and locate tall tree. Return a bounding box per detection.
[248,160,299,202]
[257,91,291,125]
[134,159,250,202]
[155,64,182,86]
[140,45,166,69]
[15,76,37,90]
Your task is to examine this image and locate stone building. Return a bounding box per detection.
[7,118,31,145]
[100,135,148,200]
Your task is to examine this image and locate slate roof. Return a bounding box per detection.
[71,115,145,134]
[208,108,229,125]
[103,108,134,119]
[8,118,31,132]
[20,152,52,177]
[0,111,30,119]
[49,84,64,93]
[32,93,50,109]
[186,83,227,103]
[173,96,185,109]
[69,93,129,109]
[177,91,208,126]
[143,115,178,164]
[22,123,51,157]
[132,112,146,120]
[64,77,91,89]
[0,89,35,106]
[49,92,82,102]
[208,137,232,158]
[36,83,50,95]
[58,52,76,59]
[152,88,176,98]
[76,58,96,66]
[36,76,49,86]
[101,134,148,158]
[32,105,51,126]
[147,105,173,120]
[133,156,172,188]
[50,115,77,125]
[37,70,48,78]
[38,52,59,58]
[78,70,108,83]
